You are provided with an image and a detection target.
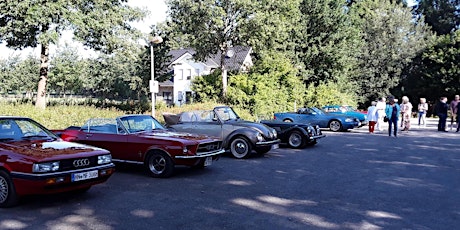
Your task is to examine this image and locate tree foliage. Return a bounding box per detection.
[349,0,432,104]
[0,0,146,108]
[401,30,460,101]
[415,0,460,35]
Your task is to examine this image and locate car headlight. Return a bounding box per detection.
[256,133,264,142]
[33,161,60,173]
[345,118,353,122]
[98,154,112,164]
[271,129,277,139]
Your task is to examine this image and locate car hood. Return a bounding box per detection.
[0,139,108,160]
[135,130,216,142]
[225,119,274,137]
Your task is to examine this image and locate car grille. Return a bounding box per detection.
[59,156,98,171]
[196,141,222,155]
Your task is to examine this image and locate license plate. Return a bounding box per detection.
[204,157,213,167]
[272,144,279,150]
[72,170,98,182]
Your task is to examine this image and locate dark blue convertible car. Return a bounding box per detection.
[274,107,361,132]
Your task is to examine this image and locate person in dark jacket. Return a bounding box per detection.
[385,96,401,137]
[435,97,449,132]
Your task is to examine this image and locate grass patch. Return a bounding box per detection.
[0,102,255,129]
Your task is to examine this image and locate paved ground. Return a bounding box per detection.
[1,118,459,230]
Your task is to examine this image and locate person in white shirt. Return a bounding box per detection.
[418,98,428,127]
[400,96,413,131]
[367,101,378,133]
[375,97,387,131]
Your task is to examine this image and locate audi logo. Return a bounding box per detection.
[73,159,90,167]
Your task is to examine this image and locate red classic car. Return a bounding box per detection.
[57,115,224,178]
[0,116,115,207]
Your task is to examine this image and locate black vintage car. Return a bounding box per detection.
[259,120,325,148]
[163,106,280,159]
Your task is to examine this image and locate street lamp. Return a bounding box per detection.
[149,35,163,117]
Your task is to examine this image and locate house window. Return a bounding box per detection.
[185,69,192,80]
[195,69,200,76]
[163,92,172,104]
[177,69,183,80]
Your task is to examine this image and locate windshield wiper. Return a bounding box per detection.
[22,135,52,140]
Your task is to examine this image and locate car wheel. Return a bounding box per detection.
[283,119,293,123]
[255,146,271,155]
[0,170,18,208]
[288,130,306,148]
[145,152,174,178]
[329,120,342,132]
[230,137,252,159]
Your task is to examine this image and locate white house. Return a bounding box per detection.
[157,46,253,106]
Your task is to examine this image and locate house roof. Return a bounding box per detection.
[167,46,252,71]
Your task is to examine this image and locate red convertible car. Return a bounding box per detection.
[0,116,115,207]
[57,115,224,178]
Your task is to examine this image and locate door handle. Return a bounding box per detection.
[86,134,93,138]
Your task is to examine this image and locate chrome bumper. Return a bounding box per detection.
[255,139,281,146]
[175,149,225,159]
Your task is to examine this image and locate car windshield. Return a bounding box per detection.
[214,107,240,121]
[311,107,326,115]
[118,115,166,133]
[0,118,56,142]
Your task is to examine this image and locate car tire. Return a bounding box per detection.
[283,119,293,123]
[287,130,306,148]
[328,120,342,132]
[255,146,271,155]
[0,170,18,208]
[145,152,174,178]
[230,137,252,159]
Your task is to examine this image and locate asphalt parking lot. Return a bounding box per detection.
[1,118,459,230]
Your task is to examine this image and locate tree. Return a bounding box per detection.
[166,0,301,98]
[401,30,460,102]
[0,54,39,96]
[0,0,146,109]
[295,0,361,94]
[415,0,460,35]
[48,44,88,96]
[349,0,432,103]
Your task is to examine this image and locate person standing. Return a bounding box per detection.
[385,96,401,137]
[456,102,460,132]
[400,96,413,131]
[450,95,459,130]
[418,98,428,127]
[375,97,387,131]
[435,97,449,132]
[367,101,378,134]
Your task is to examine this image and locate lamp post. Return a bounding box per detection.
[149,35,163,117]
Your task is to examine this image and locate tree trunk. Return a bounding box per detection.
[35,43,50,109]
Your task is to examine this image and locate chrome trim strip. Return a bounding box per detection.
[255,139,280,145]
[111,159,143,164]
[175,149,225,159]
[309,134,326,140]
[10,163,115,179]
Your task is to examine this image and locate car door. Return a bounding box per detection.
[78,123,129,161]
[189,111,223,140]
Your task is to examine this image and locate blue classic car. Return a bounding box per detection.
[322,105,368,126]
[273,107,361,132]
